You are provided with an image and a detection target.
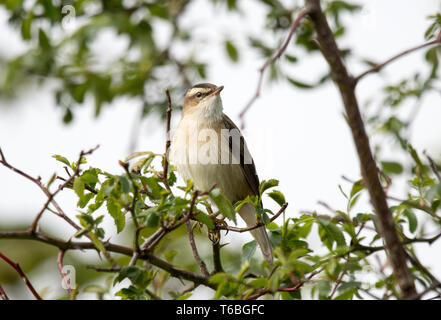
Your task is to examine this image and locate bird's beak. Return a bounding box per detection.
[209,85,224,97]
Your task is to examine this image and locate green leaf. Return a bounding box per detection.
[125,151,154,162]
[350,180,364,198]
[194,212,215,230]
[267,190,286,206]
[403,208,418,233]
[81,170,99,185]
[210,188,236,223]
[145,212,159,228]
[316,280,331,299]
[317,218,346,248]
[63,108,73,124]
[287,77,315,89]
[176,292,192,300]
[73,177,85,200]
[107,198,125,233]
[21,14,33,40]
[242,240,257,263]
[119,176,131,194]
[259,179,279,195]
[78,193,94,208]
[381,161,403,175]
[225,40,239,62]
[52,155,70,167]
[38,28,51,50]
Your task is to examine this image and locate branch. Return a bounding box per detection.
[0,252,42,300]
[186,221,209,277]
[424,151,441,182]
[162,88,172,191]
[0,230,215,290]
[354,36,441,84]
[218,202,288,233]
[57,250,75,300]
[238,8,310,128]
[0,284,9,300]
[30,146,98,232]
[247,269,320,300]
[305,0,416,299]
[0,146,99,233]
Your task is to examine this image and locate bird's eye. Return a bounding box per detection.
[196,92,202,98]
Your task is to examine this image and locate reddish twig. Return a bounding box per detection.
[186,221,209,277]
[239,9,310,128]
[0,146,99,234]
[218,202,288,233]
[247,269,320,300]
[57,250,74,299]
[0,252,42,300]
[354,36,441,83]
[0,283,9,300]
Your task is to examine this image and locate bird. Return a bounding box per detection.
[169,83,273,265]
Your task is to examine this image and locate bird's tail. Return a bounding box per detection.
[238,203,273,265]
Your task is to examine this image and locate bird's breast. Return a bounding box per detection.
[169,117,251,202]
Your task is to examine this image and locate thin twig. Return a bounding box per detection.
[145,288,162,300]
[0,146,99,234]
[0,284,9,300]
[0,230,214,289]
[119,160,141,260]
[329,265,347,299]
[238,9,310,128]
[186,221,209,277]
[424,151,441,182]
[247,269,320,300]
[218,202,288,233]
[0,252,42,300]
[354,37,441,83]
[57,250,74,300]
[162,88,172,191]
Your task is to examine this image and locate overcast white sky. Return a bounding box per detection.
[1,0,440,299]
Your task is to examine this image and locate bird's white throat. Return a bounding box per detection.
[185,95,224,124]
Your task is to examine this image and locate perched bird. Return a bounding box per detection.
[169,83,273,265]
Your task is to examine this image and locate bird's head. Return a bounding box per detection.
[182,83,224,121]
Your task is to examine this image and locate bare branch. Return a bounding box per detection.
[238,9,310,128]
[57,250,75,300]
[186,221,209,277]
[424,151,441,182]
[305,0,416,299]
[355,37,441,84]
[0,230,214,290]
[162,88,173,191]
[0,284,9,300]
[0,146,99,234]
[0,252,42,300]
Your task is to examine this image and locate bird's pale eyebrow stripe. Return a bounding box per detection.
[187,87,211,96]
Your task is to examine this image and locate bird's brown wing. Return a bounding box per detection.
[222,114,260,196]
